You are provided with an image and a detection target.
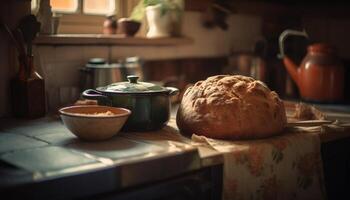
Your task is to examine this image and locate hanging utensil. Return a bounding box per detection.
[13,29,29,79]
[18,14,41,56]
[0,21,28,80]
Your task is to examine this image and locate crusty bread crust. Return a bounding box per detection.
[176,75,287,140]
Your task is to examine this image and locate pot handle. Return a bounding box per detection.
[82,89,108,101]
[166,87,179,96]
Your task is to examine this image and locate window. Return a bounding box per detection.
[31,0,38,11]
[31,0,137,34]
[83,0,115,15]
[48,0,116,15]
[50,0,79,13]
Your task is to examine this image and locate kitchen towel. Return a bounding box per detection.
[191,130,326,200]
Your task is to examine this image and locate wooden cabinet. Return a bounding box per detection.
[322,137,350,200]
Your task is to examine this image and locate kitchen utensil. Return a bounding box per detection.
[11,55,46,118]
[124,56,144,80]
[82,75,179,132]
[1,24,28,80]
[13,29,29,79]
[223,52,267,83]
[287,120,333,127]
[278,29,345,103]
[59,105,131,141]
[10,15,45,118]
[250,39,268,82]
[17,14,41,56]
[80,58,124,91]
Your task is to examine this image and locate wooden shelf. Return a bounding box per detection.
[34,34,194,46]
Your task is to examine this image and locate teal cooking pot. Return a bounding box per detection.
[82,75,179,131]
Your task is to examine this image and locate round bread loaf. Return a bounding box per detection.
[176,75,287,140]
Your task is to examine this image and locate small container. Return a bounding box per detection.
[103,15,117,34]
[117,18,141,37]
[60,105,131,141]
[124,57,144,81]
[80,58,125,91]
[11,55,46,118]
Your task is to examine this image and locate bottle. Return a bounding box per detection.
[36,0,53,34]
[103,15,117,34]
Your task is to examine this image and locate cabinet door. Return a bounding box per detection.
[322,138,350,200]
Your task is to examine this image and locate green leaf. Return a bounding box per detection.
[130,0,145,21]
[133,0,184,19]
[160,3,167,16]
[144,0,161,6]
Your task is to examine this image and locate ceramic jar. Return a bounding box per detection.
[145,5,172,38]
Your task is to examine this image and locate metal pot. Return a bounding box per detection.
[80,58,124,91]
[82,75,179,132]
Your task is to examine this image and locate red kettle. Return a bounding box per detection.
[278,29,345,103]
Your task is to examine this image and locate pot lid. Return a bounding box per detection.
[86,58,122,69]
[86,63,122,69]
[88,58,106,65]
[99,75,167,93]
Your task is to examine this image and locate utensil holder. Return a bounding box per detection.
[11,55,46,118]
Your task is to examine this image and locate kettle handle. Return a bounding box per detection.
[278,29,308,59]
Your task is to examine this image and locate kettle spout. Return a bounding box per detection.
[283,56,300,87]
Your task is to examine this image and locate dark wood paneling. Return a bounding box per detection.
[186,0,350,18]
[185,0,212,12]
[143,57,227,83]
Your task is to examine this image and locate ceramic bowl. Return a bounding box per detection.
[59,105,131,141]
[117,18,141,37]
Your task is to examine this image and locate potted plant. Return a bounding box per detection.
[130,0,184,38]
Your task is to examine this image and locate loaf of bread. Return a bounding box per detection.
[176,75,287,140]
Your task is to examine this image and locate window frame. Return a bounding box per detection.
[46,0,117,16]
[41,0,131,18]
[32,0,138,34]
[50,0,79,14]
[83,0,116,15]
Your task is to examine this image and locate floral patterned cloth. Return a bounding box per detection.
[192,132,326,200]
